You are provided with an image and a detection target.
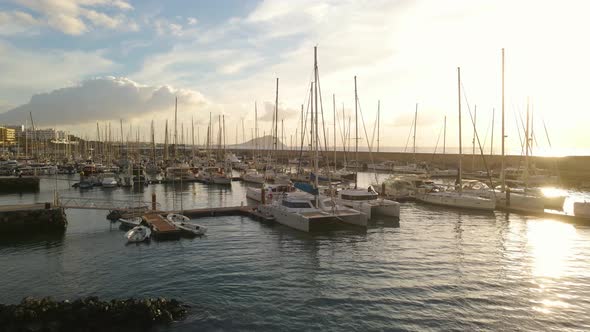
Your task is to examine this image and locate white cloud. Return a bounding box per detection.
[0,10,42,35]
[187,17,198,25]
[0,77,208,127]
[4,0,136,35]
[0,41,116,104]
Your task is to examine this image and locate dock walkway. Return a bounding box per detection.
[143,213,182,240]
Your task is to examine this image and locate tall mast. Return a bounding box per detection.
[413,103,418,161]
[377,100,381,152]
[300,104,304,149]
[443,115,447,155]
[313,46,319,191]
[174,96,178,160]
[458,67,463,193]
[525,97,530,189]
[490,108,495,155]
[254,102,258,155]
[501,48,506,191]
[333,94,337,167]
[164,120,169,161]
[191,117,195,160]
[354,75,358,189]
[274,77,279,152]
[472,105,477,170]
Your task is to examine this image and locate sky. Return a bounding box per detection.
[0,0,589,156]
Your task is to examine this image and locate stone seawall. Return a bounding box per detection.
[0,176,40,193]
[0,204,67,233]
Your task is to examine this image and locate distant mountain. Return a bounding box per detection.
[229,135,286,149]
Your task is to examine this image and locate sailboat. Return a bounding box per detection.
[334,76,400,219]
[259,47,368,232]
[494,49,545,214]
[415,67,495,211]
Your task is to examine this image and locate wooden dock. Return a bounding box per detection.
[178,206,275,223]
[142,213,182,240]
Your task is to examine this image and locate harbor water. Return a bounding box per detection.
[1,173,590,331]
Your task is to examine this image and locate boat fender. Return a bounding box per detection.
[269,193,273,199]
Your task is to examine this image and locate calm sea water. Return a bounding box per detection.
[1,174,590,331]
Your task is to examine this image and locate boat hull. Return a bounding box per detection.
[416,192,496,211]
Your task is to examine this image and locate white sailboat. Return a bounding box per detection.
[259,47,367,231]
[416,67,495,211]
[494,49,545,214]
[333,76,400,219]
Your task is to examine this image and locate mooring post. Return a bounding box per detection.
[261,188,266,204]
[151,192,157,210]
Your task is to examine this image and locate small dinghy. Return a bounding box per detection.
[125,225,151,243]
[166,213,207,236]
[118,216,142,230]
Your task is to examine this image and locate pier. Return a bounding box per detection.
[142,213,182,240]
[0,203,66,234]
[0,176,40,193]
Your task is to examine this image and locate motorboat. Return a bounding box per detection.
[101,172,119,188]
[125,225,151,243]
[372,175,433,201]
[167,213,207,236]
[335,187,401,219]
[118,216,143,230]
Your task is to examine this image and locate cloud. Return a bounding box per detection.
[3,0,136,35]
[0,41,116,103]
[0,77,208,126]
[0,10,42,35]
[257,101,300,122]
[187,17,198,25]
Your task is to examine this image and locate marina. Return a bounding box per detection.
[2,1,590,329]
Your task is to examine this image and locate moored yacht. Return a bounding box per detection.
[335,187,400,219]
[258,191,368,232]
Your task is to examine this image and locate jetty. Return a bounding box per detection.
[0,176,40,193]
[142,213,182,240]
[0,203,66,233]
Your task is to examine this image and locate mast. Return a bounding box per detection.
[501,48,506,191]
[313,46,319,192]
[164,120,169,161]
[443,115,447,155]
[174,96,178,160]
[274,78,279,152]
[525,97,530,189]
[377,100,381,152]
[490,108,495,155]
[333,94,336,167]
[472,105,477,170]
[413,103,418,161]
[354,75,358,189]
[254,102,258,156]
[458,67,463,193]
[191,117,195,160]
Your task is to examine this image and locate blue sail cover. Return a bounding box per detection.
[294,182,318,195]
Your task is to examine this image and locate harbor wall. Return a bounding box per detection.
[0,176,40,193]
[232,149,590,187]
[0,204,67,233]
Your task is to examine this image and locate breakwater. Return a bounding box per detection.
[0,297,188,331]
[0,176,40,193]
[0,204,66,233]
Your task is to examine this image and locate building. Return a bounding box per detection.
[0,126,16,145]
